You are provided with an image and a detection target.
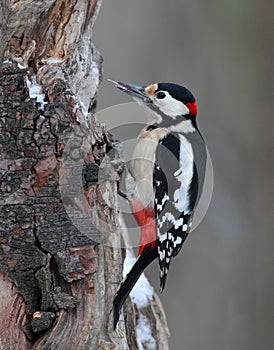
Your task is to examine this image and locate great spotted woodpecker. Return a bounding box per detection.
[110,80,207,329]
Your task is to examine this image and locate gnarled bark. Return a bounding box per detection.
[0,1,169,349]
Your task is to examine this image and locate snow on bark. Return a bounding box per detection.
[123,249,154,308]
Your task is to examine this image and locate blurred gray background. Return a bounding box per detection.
[93,1,273,349]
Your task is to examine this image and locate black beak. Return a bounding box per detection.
[108,79,151,103]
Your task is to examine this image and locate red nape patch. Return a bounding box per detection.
[129,199,156,255]
[185,102,198,116]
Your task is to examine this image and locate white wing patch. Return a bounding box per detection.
[173,134,194,213]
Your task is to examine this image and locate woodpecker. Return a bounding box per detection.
[110,80,207,329]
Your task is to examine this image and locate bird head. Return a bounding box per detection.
[109,80,198,124]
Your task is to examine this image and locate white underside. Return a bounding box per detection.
[128,127,168,206]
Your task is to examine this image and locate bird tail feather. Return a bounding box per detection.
[112,246,157,330]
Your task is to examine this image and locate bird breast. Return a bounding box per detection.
[129,127,168,208]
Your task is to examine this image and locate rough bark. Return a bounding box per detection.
[0,1,169,349]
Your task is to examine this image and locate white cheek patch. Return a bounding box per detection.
[155,91,190,118]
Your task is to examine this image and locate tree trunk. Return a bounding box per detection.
[0,1,169,349]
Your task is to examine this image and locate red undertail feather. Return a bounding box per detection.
[129,199,156,255]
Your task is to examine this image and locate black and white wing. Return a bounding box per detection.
[154,132,197,292]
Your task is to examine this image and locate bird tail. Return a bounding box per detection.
[112,245,157,330]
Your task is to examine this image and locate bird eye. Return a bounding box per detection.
[156,91,166,99]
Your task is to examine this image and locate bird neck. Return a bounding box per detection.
[146,115,199,134]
